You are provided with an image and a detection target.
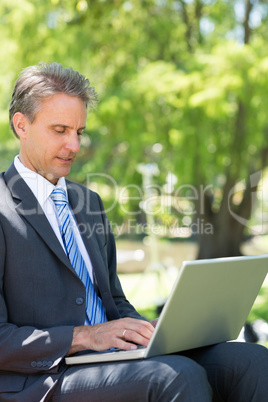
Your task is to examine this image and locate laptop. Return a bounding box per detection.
[65,254,268,365]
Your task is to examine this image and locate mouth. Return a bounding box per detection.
[57,156,74,164]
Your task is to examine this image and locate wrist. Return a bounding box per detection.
[66,326,88,356]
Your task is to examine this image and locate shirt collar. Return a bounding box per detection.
[14,155,67,207]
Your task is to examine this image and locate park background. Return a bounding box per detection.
[1,0,268,339]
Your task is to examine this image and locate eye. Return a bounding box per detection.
[53,127,65,134]
[77,130,84,136]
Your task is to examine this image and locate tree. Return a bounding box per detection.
[0,0,268,258]
[80,0,268,258]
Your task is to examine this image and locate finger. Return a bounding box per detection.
[89,318,154,351]
[117,322,153,348]
[122,318,155,337]
[121,329,150,347]
[122,320,154,345]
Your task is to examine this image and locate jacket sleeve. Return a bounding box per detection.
[0,221,73,374]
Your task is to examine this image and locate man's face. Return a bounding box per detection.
[16,93,87,184]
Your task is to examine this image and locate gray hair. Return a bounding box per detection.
[9,62,98,138]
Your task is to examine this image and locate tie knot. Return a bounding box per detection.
[50,187,68,205]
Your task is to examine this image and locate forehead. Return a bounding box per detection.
[35,93,87,125]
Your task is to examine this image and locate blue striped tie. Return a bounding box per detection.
[51,187,107,325]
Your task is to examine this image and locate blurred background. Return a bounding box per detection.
[1,0,268,338]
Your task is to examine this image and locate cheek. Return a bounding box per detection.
[28,140,48,164]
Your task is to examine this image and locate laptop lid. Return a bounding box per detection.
[145,254,268,357]
[65,254,268,365]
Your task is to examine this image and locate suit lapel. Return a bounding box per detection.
[67,181,107,286]
[4,163,75,273]
[67,181,120,320]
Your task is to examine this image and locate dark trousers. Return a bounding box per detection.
[51,342,268,401]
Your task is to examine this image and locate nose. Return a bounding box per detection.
[65,132,81,153]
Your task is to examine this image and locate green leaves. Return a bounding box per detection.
[1,0,268,253]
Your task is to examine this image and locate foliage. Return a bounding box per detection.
[1,0,268,257]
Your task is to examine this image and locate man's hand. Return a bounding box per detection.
[67,318,155,356]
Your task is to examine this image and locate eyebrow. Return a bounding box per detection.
[50,124,86,130]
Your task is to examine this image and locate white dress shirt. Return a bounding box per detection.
[14,155,94,283]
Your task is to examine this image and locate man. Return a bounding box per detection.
[0,62,267,402]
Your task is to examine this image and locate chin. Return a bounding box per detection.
[57,168,72,178]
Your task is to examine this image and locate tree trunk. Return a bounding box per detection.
[243,0,254,44]
[196,214,244,259]
[195,171,260,259]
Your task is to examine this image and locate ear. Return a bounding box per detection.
[12,112,29,139]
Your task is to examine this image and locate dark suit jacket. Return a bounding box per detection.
[0,162,143,401]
